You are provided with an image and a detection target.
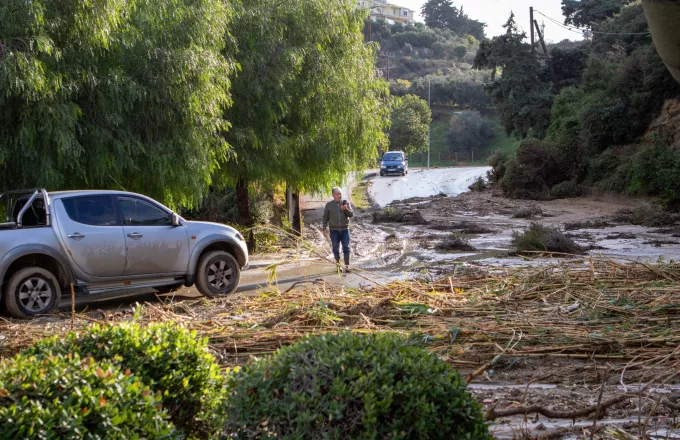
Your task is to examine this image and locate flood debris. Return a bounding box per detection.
[372,207,428,224]
[564,219,612,231]
[512,205,545,219]
[643,239,679,246]
[605,232,637,240]
[612,204,676,227]
[435,234,477,252]
[431,221,496,234]
[512,223,584,255]
[468,177,487,192]
[4,258,680,438]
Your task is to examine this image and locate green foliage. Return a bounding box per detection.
[487,152,508,183]
[389,94,432,154]
[226,0,389,191]
[405,76,491,109]
[561,0,634,28]
[473,13,554,139]
[499,139,570,199]
[436,234,477,251]
[485,1,680,203]
[628,142,680,210]
[512,223,583,255]
[549,180,582,199]
[24,323,225,439]
[468,176,487,192]
[368,18,490,108]
[447,111,495,153]
[453,45,468,59]
[551,46,589,87]
[223,0,389,224]
[420,0,486,40]
[0,353,179,440]
[223,332,491,439]
[0,0,234,208]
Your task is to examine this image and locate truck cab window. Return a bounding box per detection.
[118,197,171,226]
[62,196,117,226]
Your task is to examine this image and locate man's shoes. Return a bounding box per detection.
[345,266,351,273]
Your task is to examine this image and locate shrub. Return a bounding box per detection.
[512,206,544,219]
[512,223,584,255]
[24,323,225,439]
[549,180,582,199]
[436,234,477,251]
[613,204,675,227]
[628,142,680,210]
[487,152,507,183]
[453,45,467,59]
[468,176,486,191]
[499,139,570,200]
[223,332,491,439]
[0,353,179,440]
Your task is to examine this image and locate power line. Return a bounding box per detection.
[534,10,651,36]
[537,12,587,36]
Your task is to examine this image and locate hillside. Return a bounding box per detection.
[478,3,680,206]
[408,104,519,167]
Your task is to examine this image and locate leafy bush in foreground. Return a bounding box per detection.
[0,353,178,440]
[223,332,491,439]
[24,323,225,439]
[512,223,583,255]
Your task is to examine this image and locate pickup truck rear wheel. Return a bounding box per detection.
[4,267,61,319]
[196,251,240,298]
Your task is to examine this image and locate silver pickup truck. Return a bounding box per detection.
[0,189,248,318]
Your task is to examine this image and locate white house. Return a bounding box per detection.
[355,0,415,24]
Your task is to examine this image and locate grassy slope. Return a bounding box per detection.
[408,106,519,167]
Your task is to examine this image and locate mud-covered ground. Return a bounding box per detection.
[290,172,680,286]
[41,168,680,439]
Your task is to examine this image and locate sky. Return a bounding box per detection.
[397,0,584,43]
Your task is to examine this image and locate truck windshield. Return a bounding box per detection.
[383,153,403,161]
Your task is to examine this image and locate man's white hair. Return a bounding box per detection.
[332,187,342,195]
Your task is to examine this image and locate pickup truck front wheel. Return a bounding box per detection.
[4,267,61,319]
[196,251,240,298]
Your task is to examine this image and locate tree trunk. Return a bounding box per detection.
[235,177,255,252]
[291,191,302,237]
[286,184,293,223]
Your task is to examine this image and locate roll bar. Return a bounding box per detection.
[0,188,51,228]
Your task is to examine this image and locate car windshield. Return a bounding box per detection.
[383,153,403,161]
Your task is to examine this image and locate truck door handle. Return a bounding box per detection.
[67,233,85,240]
[127,232,143,240]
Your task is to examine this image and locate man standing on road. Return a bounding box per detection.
[322,187,354,272]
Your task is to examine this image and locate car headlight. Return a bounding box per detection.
[236,232,245,242]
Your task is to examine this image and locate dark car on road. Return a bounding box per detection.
[379,151,408,176]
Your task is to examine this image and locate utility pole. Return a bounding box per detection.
[533,19,558,86]
[378,52,396,81]
[530,7,535,54]
[427,78,431,168]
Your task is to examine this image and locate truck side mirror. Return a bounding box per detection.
[171,213,182,226]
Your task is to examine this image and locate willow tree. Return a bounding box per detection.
[0,0,234,207]
[223,0,389,230]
